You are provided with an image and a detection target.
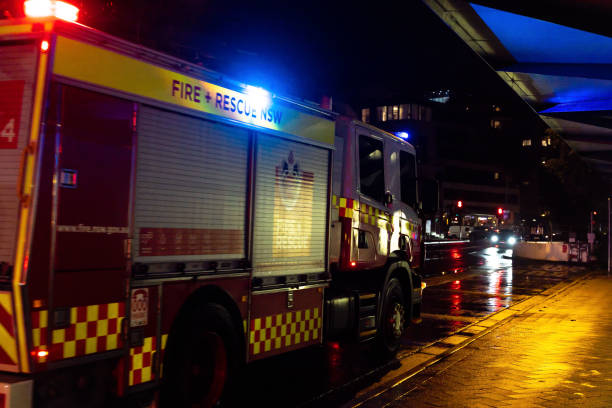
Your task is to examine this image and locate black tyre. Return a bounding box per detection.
[160,303,242,408]
[377,278,406,357]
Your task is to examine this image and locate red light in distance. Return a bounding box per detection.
[497,207,503,215]
[457,200,463,208]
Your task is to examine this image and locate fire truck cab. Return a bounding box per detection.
[0,5,426,407]
[325,117,424,349]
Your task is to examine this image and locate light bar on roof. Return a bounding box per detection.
[25,0,79,22]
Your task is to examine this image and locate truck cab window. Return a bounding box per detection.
[359,135,385,203]
[400,150,417,206]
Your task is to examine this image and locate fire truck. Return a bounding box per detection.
[0,2,429,406]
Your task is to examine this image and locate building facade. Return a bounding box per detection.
[359,93,521,237]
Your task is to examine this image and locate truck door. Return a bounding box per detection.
[52,85,133,309]
[389,144,420,266]
[355,131,390,268]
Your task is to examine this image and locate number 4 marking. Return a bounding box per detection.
[1,118,16,143]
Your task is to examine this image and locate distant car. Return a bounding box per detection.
[490,229,518,249]
[447,225,472,239]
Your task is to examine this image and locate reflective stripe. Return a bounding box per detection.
[32,302,125,361]
[129,336,155,386]
[332,195,391,226]
[0,293,17,366]
[129,333,168,386]
[249,307,321,356]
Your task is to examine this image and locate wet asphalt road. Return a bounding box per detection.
[235,244,589,408]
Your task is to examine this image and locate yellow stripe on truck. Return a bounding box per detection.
[52,36,334,146]
[12,45,50,373]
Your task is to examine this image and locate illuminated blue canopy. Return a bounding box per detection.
[471,4,612,65]
[424,0,612,182]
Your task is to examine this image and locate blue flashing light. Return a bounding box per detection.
[246,85,271,109]
[395,131,410,140]
[471,3,612,64]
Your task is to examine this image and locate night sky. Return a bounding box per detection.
[0,0,533,111]
[67,0,528,110]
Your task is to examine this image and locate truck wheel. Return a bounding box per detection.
[161,303,241,408]
[378,278,406,357]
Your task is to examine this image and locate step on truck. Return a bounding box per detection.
[0,3,431,407]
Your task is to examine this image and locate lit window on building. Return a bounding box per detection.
[361,108,370,123]
[490,119,502,128]
[522,139,532,147]
[377,106,387,122]
[392,105,399,120]
[541,137,552,147]
[386,106,394,121]
[494,172,500,180]
[377,104,431,122]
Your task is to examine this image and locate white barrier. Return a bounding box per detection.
[512,241,569,262]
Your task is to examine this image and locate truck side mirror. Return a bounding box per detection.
[419,179,439,215]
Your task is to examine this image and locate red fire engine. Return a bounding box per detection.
[0,2,429,406]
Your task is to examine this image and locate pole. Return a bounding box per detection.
[608,197,612,277]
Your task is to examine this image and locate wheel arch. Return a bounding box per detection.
[166,284,246,363]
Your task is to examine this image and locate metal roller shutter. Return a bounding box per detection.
[0,44,37,264]
[134,106,248,262]
[252,133,329,277]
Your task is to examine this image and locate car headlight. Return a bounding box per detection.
[508,236,517,245]
[491,235,498,243]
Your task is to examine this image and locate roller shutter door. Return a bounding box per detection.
[252,133,329,277]
[0,44,37,264]
[134,107,248,262]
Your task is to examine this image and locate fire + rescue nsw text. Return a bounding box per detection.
[171,79,282,125]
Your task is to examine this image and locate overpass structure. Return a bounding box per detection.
[423,0,612,185]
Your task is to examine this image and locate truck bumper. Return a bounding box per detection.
[0,375,32,408]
